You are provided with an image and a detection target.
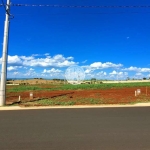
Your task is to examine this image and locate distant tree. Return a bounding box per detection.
[91,78,96,84]
[143,77,147,80]
[91,78,96,81]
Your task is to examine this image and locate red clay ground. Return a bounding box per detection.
[6,87,150,105]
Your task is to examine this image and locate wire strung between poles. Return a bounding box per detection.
[0,4,150,8]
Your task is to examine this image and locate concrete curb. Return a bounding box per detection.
[1,103,150,111]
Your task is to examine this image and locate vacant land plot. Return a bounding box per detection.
[6,82,150,106]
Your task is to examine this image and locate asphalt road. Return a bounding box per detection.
[0,107,150,150]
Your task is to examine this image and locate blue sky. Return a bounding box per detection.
[0,0,150,80]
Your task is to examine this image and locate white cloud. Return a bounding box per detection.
[83,62,123,75]
[85,69,93,74]
[67,56,74,60]
[29,68,34,71]
[109,71,128,76]
[0,54,77,68]
[96,71,107,76]
[23,54,77,67]
[20,56,34,61]
[118,72,123,75]
[13,72,19,75]
[42,68,62,73]
[5,55,22,66]
[44,53,50,56]
[147,74,150,78]
[140,68,150,72]
[4,54,149,80]
[90,62,123,69]
[7,66,22,71]
[1,54,77,78]
[124,72,128,76]
[109,70,117,75]
[118,72,128,79]
[32,54,41,57]
[104,72,107,76]
[135,72,143,76]
[53,55,65,61]
[109,71,128,79]
[123,66,150,72]
[123,66,139,71]
[7,66,17,71]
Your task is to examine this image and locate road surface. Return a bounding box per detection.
[0,107,150,150]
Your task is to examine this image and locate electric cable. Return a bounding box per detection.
[0,0,14,19]
[0,3,150,8]
[10,4,150,8]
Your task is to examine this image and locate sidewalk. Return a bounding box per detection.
[1,102,150,111]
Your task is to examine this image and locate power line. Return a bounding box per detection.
[0,3,150,17]
[0,4,150,8]
[10,4,150,8]
[0,0,14,18]
[1,0,10,15]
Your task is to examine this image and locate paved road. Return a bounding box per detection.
[0,107,150,150]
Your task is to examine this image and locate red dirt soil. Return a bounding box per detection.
[6,87,150,105]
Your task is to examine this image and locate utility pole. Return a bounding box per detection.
[0,0,10,106]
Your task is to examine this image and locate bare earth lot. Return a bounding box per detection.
[6,85,150,106]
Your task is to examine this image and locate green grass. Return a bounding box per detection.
[7,82,150,92]
[57,82,150,90]
[31,100,76,106]
[13,92,150,106]
[22,96,141,106]
[7,85,43,92]
[17,94,104,106]
[24,95,76,106]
